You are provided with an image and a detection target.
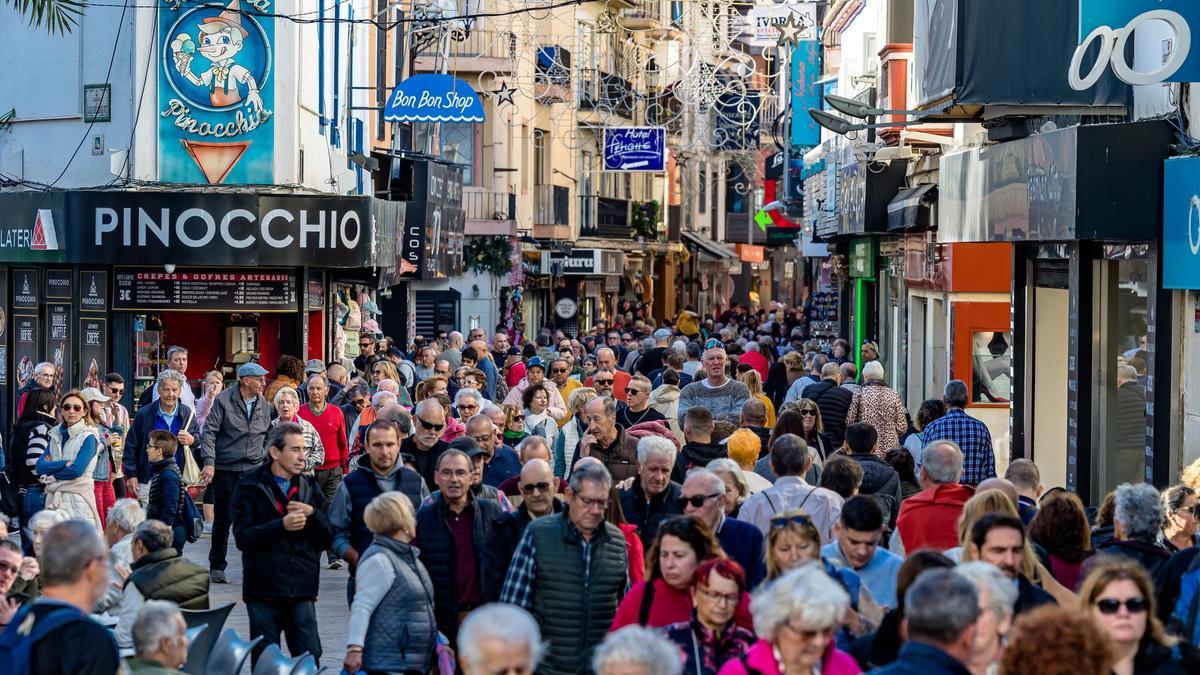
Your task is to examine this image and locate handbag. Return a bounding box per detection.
[179,409,201,486]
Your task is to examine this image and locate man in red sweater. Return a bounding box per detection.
[298,372,350,567]
[893,440,974,555]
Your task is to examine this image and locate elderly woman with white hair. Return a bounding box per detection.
[844,360,907,457]
[953,561,1017,675]
[458,603,544,675]
[270,386,324,476]
[593,625,683,675]
[718,562,861,675]
[343,491,438,675]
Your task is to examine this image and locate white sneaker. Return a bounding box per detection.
[202,521,213,534]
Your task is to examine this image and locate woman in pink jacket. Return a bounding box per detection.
[718,562,861,675]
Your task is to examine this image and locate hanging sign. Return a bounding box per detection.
[1071,1,1198,90]
[743,2,818,46]
[384,74,486,123]
[159,0,275,184]
[602,127,666,172]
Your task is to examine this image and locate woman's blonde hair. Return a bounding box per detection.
[765,509,820,580]
[501,404,524,429]
[958,489,1039,580]
[725,429,761,470]
[738,369,764,396]
[1182,456,1200,492]
[60,390,98,427]
[364,491,416,538]
[567,387,597,415]
[1077,558,1175,648]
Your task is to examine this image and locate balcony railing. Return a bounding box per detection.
[464,191,516,221]
[578,69,636,119]
[534,184,570,226]
[415,29,515,62]
[579,195,631,238]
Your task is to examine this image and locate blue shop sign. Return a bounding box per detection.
[1074,0,1199,89]
[1162,156,1200,289]
[385,74,485,123]
[602,127,666,172]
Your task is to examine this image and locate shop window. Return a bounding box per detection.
[972,331,1012,403]
[440,123,475,185]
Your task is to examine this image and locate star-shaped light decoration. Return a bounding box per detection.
[776,12,803,48]
[492,81,516,107]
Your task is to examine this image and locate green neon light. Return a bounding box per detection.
[855,277,867,373]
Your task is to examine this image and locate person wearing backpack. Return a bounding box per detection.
[0,520,120,675]
[144,431,188,552]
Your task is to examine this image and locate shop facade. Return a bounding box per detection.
[0,189,375,419]
[538,247,626,334]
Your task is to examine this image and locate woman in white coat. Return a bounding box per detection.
[36,389,104,530]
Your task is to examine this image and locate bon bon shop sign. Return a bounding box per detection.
[385,74,486,123]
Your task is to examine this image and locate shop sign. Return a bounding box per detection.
[849,238,875,278]
[555,297,578,319]
[400,161,465,280]
[44,269,71,299]
[46,303,71,386]
[539,248,625,276]
[839,160,867,233]
[0,272,7,387]
[13,315,37,391]
[0,191,373,267]
[605,274,620,293]
[737,244,765,263]
[743,3,817,46]
[113,268,299,312]
[307,279,324,311]
[12,269,38,309]
[1071,1,1198,91]
[80,271,107,312]
[384,74,486,123]
[1163,156,1200,289]
[79,317,107,390]
[159,0,275,184]
[603,127,666,172]
[790,40,822,147]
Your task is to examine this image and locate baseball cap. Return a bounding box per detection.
[448,436,487,459]
[526,356,547,371]
[653,328,673,340]
[79,387,111,404]
[238,362,269,378]
[304,359,325,375]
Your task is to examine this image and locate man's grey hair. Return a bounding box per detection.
[34,361,55,376]
[306,372,329,387]
[454,388,482,407]
[641,337,655,351]
[953,561,1018,620]
[744,341,759,354]
[345,381,370,399]
[1117,365,1138,383]
[134,520,175,553]
[922,440,964,484]
[480,401,502,416]
[596,347,615,361]
[592,626,682,675]
[568,459,613,494]
[905,568,981,646]
[40,521,105,586]
[374,404,413,435]
[588,395,618,420]
[820,362,840,379]
[683,468,726,496]
[1004,459,1040,493]
[448,331,464,347]
[944,380,970,408]
[326,363,349,385]
[166,345,189,360]
[156,369,187,389]
[750,562,850,638]
[636,436,677,466]
[672,340,688,357]
[459,603,544,671]
[861,360,886,383]
[1114,482,1162,542]
[107,499,146,535]
[517,435,550,461]
[132,600,184,657]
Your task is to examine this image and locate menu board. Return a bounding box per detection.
[79,317,107,390]
[46,303,72,387]
[113,269,298,312]
[13,315,37,391]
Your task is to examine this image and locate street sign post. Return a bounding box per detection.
[602,127,666,172]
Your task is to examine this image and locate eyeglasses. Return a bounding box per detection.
[521,482,552,494]
[595,379,614,385]
[1096,597,1149,615]
[681,493,722,509]
[61,403,84,412]
[417,417,445,432]
[552,368,569,374]
[784,623,835,640]
[575,495,610,510]
[438,468,471,479]
[769,514,812,530]
[696,586,740,607]
[799,409,817,417]
[1177,505,1200,518]
[470,434,493,445]
[460,404,479,412]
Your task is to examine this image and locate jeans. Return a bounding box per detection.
[314,466,343,560]
[208,468,250,572]
[18,485,45,555]
[246,599,321,666]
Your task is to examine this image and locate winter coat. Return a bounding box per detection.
[355,536,438,673]
[848,453,902,531]
[480,501,562,602]
[649,385,684,441]
[846,382,908,456]
[41,420,103,530]
[7,413,54,488]
[554,416,586,477]
[804,379,854,445]
[577,427,639,482]
[672,440,727,484]
[618,477,683,544]
[229,463,334,600]
[126,548,209,610]
[894,483,974,553]
[124,403,201,485]
[1083,538,1173,580]
[198,386,272,471]
[718,638,862,675]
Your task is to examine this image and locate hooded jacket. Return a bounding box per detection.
[649,385,683,441]
[671,440,727,484]
[848,453,902,531]
[618,477,683,544]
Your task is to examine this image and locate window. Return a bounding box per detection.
[441,123,475,185]
[698,168,707,213]
[972,331,1013,403]
[533,129,548,185]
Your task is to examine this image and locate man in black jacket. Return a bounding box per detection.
[480,458,561,601]
[230,422,334,666]
[801,363,854,445]
[740,399,773,459]
[619,436,683,544]
[844,422,902,532]
[415,449,503,646]
[671,406,726,484]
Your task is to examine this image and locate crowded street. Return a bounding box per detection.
[6,0,1200,674]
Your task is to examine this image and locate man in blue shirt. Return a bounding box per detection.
[919,380,996,486]
[823,495,904,609]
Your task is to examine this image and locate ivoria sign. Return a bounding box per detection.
[1069,1,1199,91]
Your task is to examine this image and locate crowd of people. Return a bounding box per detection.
[4,306,1200,674]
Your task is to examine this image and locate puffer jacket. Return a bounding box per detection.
[804,379,854,445]
[357,536,438,673]
[649,385,683,441]
[848,453,902,531]
[126,548,209,610]
[671,440,727,484]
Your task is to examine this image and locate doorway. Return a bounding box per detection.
[1031,285,1070,491]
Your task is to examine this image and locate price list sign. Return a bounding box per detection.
[113,269,298,312]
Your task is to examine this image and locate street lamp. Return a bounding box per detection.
[809,96,951,136]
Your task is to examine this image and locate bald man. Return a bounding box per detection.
[583,348,631,401]
[402,399,449,488]
[480,458,562,601]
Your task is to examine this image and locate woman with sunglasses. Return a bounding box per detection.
[611,515,752,631]
[718,562,861,675]
[522,385,557,443]
[765,510,880,642]
[1159,485,1199,553]
[501,404,527,445]
[1078,559,1188,675]
[35,390,104,531]
[662,558,757,675]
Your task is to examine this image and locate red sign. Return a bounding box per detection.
[737,244,765,263]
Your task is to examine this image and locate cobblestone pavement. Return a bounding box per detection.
[182,531,351,671]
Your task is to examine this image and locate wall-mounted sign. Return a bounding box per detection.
[554,297,578,319]
[850,238,876,278]
[743,2,818,46]
[44,269,71,299]
[791,41,823,147]
[80,271,107,312]
[1071,1,1198,91]
[13,315,38,391]
[45,303,71,387]
[79,317,108,390]
[400,161,465,280]
[12,269,38,309]
[83,83,112,123]
[1163,156,1200,289]
[540,248,626,276]
[385,74,486,123]
[602,127,666,172]
[113,268,299,312]
[159,0,275,183]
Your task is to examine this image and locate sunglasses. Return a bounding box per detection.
[681,493,721,508]
[512,415,526,422]
[1096,597,1148,615]
[770,514,812,529]
[1177,505,1200,518]
[799,409,817,417]
[359,342,372,348]
[417,417,445,432]
[628,388,647,395]
[595,379,614,385]
[61,403,84,412]
[552,368,569,374]
[108,388,124,395]
[521,481,552,494]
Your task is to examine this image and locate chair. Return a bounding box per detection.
[202,629,260,675]
[251,644,315,675]
[182,603,236,675]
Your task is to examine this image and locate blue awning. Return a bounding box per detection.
[384,74,485,124]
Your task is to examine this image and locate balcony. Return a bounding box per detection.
[578,69,637,120]
[535,46,572,103]
[616,1,666,32]
[759,94,783,130]
[579,195,632,239]
[464,190,517,236]
[533,184,571,240]
[414,29,515,74]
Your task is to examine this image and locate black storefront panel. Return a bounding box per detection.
[113,269,299,313]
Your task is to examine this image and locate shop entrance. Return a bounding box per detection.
[1095,255,1150,492]
[1030,283,1069,492]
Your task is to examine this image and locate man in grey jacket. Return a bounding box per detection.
[200,361,273,583]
